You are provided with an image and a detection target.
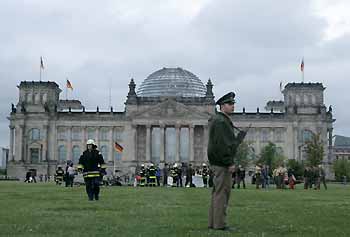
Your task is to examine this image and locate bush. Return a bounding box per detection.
[333,159,350,182]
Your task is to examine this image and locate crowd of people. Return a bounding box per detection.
[135,162,214,188]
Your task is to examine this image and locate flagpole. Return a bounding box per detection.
[108,78,112,109]
[40,67,42,81]
[302,69,304,83]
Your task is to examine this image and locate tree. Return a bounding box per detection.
[304,133,324,167]
[235,141,253,168]
[286,159,304,180]
[333,159,350,182]
[258,142,285,173]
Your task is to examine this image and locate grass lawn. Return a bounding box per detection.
[0,182,349,237]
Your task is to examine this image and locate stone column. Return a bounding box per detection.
[67,126,72,161]
[109,127,114,163]
[42,125,49,162]
[203,125,209,161]
[9,126,14,161]
[82,126,87,148]
[16,125,24,162]
[160,125,165,163]
[96,127,100,148]
[175,125,180,162]
[189,125,194,162]
[146,125,151,162]
[328,128,333,163]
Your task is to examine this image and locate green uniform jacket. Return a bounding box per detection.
[207,112,245,167]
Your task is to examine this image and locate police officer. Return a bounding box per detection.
[55,166,64,185]
[208,92,247,231]
[78,139,106,201]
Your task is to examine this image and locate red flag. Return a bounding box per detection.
[40,56,44,69]
[300,58,304,72]
[66,79,73,90]
[114,142,124,153]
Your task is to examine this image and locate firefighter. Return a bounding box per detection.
[202,163,209,188]
[55,166,64,185]
[147,163,157,187]
[139,164,146,187]
[171,163,179,187]
[77,139,106,201]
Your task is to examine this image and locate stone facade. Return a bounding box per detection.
[7,71,335,180]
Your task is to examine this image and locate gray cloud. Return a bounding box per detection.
[0,0,349,147]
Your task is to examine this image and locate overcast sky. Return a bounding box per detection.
[1,0,350,147]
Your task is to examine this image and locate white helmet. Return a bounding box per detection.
[173,163,178,168]
[202,163,207,166]
[86,139,95,145]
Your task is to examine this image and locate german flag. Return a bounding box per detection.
[114,142,124,153]
[66,79,73,90]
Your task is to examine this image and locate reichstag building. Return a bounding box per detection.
[7,67,335,179]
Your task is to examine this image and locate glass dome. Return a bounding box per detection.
[137,67,206,97]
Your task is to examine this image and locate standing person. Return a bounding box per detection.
[319,164,327,190]
[171,163,179,187]
[202,164,209,188]
[303,167,309,189]
[207,92,247,231]
[185,163,194,187]
[177,163,183,187]
[237,165,246,189]
[67,163,75,187]
[139,164,146,187]
[77,139,106,201]
[55,166,64,185]
[155,165,161,186]
[162,163,169,187]
[255,164,262,189]
[147,163,157,187]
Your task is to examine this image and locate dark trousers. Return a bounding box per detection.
[208,165,232,229]
[185,175,193,187]
[163,175,168,186]
[237,176,246,189]
[203,176,208,187]
[66,175,74,187]
[84,177,100,201]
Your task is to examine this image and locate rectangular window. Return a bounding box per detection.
[31,148,39,164]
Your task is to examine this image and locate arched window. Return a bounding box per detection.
[42,93,47,103]
[100,145,108,160]
[58,145,67,162]
[72,146,81,164]
[34,93,40,104]
[30,128,40,140]
[27,93,32,103]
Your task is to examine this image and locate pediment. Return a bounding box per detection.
[131,98,210,120]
